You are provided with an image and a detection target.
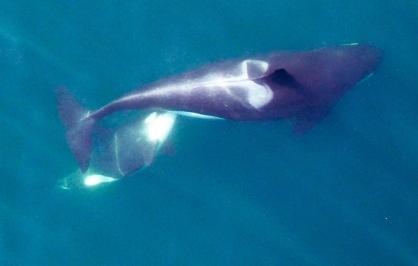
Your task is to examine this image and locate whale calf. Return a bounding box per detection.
[57,44,382,172]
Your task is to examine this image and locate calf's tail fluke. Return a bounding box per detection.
[56,87,95,172]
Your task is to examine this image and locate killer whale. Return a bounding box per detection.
[57,44,382,172]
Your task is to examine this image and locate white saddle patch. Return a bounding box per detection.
[231,80,273,109]
[241,59,269,79]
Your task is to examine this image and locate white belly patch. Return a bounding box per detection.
[171,111,224,120]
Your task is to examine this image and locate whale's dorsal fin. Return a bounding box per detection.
[268,69,303,90]
[257,68,306,95]
[269,69,295,85]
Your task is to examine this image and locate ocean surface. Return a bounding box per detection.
[1,1,417,265]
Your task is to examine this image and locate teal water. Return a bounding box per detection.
[1,1,418,265]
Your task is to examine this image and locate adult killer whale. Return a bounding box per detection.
[57,44,382,172]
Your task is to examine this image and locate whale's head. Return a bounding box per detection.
[320,43,383,90]
[311,44,382,102]
[267,44,383,105]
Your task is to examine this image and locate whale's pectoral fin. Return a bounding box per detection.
[293,105,331,134]
[114,127,157,176]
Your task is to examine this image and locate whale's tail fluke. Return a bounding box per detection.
[56,87,94,172]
